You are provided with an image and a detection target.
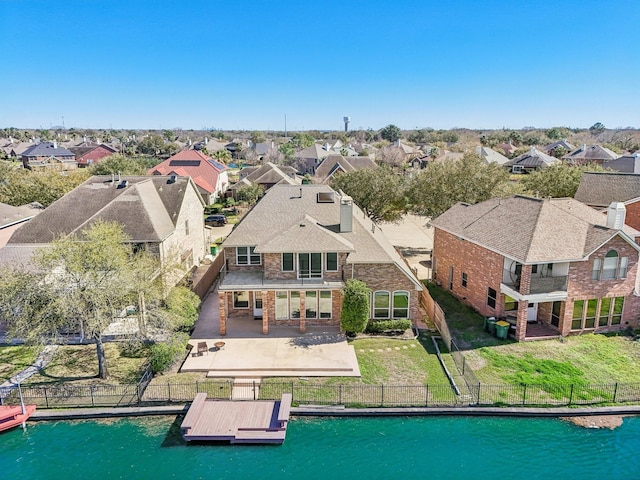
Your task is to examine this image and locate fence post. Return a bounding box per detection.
[613,383,618,403]
[568,384,574,406]
[339,384,343,404]
[522,384,527,406]
[291,381,294,398]
[462,357,465,375]
[253,381,257,401]
[168,382,171,402]
[381,385,385,406]
[137,383,141,406]
[44,387,49,408]
[425,384,429,407]
[196,380,199,393]
[90,385,95,407]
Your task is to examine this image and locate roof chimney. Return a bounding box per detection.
[340,194,353,233]
[582,143,587,151]
[606,202,626,230]
[529,147,536,156]
[204,136,208,145]
[53,141,57,149]
[396,139,401,147]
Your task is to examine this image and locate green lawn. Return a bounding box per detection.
[426,283,640,387]
[24,343,150,386]
[0,346,40,382]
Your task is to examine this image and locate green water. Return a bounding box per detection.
[1,415,639,479]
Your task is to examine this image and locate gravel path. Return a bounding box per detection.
[0,345,59,399]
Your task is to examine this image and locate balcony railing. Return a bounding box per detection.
[503,270,568,294]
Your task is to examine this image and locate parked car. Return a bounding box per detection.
[205,214,228,227]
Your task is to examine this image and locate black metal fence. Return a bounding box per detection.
[3,377,640,409]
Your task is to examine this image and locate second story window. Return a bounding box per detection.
[237,246,261,265]
[282,253,294,271]
[298,253,322,278]
[593,250,628,280]
[326,252,338,271]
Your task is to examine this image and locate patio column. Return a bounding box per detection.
[262,290,269,335]
[218,291,227,336]
[515,299,528,342]
[299,291,306,333]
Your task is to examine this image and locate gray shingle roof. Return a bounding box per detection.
[504,148,558,168]
[575,172,640,207]
[8,175,201,244]
[432,195,640,263]
[223,184,422,288]
[22,142,75,158]
[563,144,619,162]
[314,155,377,182]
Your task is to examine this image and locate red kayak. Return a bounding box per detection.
[0,404,37,432]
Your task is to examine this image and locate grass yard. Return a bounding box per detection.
[472,334,640,385]
[0,346,40,382]
[23,343,150,386]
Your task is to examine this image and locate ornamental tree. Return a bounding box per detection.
[341,279,371,335]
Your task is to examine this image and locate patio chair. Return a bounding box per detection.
[197,342,209,356]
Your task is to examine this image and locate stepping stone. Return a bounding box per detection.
[410,344,417,348]
[358,349,365,352]
[386,348,392,351]
[377,349,383,352]
[402,346,408,349]
[369,349,375,352]
[394,347,400,350]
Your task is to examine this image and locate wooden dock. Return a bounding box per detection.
[181,392,292,444]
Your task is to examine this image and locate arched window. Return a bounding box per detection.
[392,291,409,318]
[373,291,390,319]
[601,250,619,280]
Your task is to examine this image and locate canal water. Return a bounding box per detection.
[1,415,639,479]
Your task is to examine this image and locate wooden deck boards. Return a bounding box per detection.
[181,394,291,444]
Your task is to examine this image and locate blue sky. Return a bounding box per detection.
[0,0,638,131]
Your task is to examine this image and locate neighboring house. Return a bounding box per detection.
[543,140,576,157]
[294,144,332,174]
[431,195,640,341]
[0,202,42,248]
[504,147,558,173]
[68,143,117,167]
[21,141,77,170]
[313,155,377,184]
[601,153,640,174]
[496,142,517,156]
[217,185,423,335]
[476,146,510,165]
[1,139,34,159]
[193,137,228,154]
[149,150,228,204]
[2,175,207,286]
[575,172,640,231]
[231,162,301,196]
[563,144,619,165]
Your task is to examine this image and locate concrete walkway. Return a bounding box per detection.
[0,345,59,400]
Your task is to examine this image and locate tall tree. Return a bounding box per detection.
[520,162,609,198]
[88,154,148,175]
[330,166,407,223]
[408,153,509,218]
[0,222,162,379]
[379,124,402,143]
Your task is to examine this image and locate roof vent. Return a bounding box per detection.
[317,191,335,203]
[606,202,626,230]
[168,174,177,184]
[117,180,129,189]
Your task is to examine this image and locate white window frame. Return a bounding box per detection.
[297,252,322,279]
[325,252,338,272]
[237,246,261,266]
[373,290,391,319]
[392,291,410,319]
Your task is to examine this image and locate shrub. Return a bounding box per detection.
[225,197,236,207]
[149,333,188,374]
[365,319,412,334]
[341,279,371,335]
[165,286,201,332]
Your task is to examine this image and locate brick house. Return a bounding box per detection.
[431,195,640,341]
[575,172,640,232]
[21,141,77,170]
[68,143,117,167]
[3,175,207,287]
[149,150,229,204]
[563,144,619,166]
[217,184,423,335]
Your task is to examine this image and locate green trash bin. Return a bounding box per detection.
[210,245,218,255]
[486,317,497,336]
[495,320,510,340]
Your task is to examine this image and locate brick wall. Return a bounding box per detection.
[77,146,116,166]
[262,252,347,281]
[352,263,421,321]
[624,201,640,233]
[562,234,640,334]
[433,228,505,317]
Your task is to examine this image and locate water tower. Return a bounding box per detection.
[343,116,351,132]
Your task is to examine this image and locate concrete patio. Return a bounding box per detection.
[182,281,360,377]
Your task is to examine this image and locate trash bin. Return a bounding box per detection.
[486,317,497,336]
[495,320,510,340]
[210,245,218,255]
